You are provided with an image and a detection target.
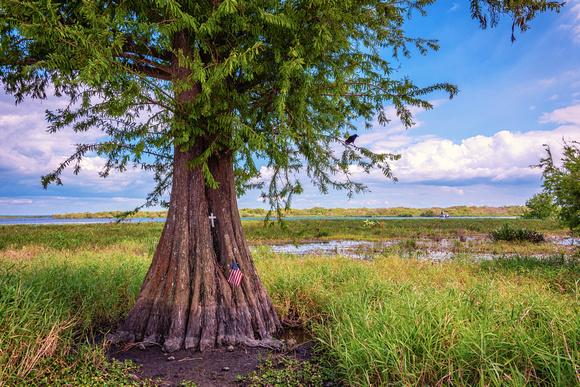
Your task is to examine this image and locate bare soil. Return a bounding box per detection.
[108,336,316,386]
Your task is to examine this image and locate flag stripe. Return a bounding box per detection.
[227,260,243,286]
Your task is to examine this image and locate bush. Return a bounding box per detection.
[487,223,545,243]
[522,192,557,219]
[537,140,580,234]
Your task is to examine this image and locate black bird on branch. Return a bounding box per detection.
[345,134,358,144]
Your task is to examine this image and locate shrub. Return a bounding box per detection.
[537,139,580,234]
[522,192,557,219]
[487,223,545,243]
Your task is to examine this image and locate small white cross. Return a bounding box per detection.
[208,213,216,227]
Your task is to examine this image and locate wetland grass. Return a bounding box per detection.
[0,218,565,250]
[0,220,578,385]
[242,217,566,243]
[0,242,150,386]
[258,252,580,386]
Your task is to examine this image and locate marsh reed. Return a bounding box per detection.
[0,220,577,385]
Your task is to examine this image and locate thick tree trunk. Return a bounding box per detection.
[111,142,282,352]
[109,29,281,352]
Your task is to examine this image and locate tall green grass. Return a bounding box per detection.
[1,218,566,251]
[0,222,578,385]
[0,266,76,383]
[256,249,580,386]
[0,223,164,251]
[318,279,579,385]
[0,243,149,386]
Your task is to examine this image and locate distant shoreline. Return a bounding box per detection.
[1,205,527,220]
[0,215,46,219]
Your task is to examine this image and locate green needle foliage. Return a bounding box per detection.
[0,0,562,215]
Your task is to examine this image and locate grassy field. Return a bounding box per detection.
[0,217,568,250]
[0,219,578,386]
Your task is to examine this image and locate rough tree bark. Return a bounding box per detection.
[108,30,282,353]
[110,140,282,352]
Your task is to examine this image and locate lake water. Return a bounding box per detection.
[0,216,167,226]
[0,215,518,226]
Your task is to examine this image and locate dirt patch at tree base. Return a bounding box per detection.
[108,342,316,386]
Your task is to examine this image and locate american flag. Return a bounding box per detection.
[227,259,243,286]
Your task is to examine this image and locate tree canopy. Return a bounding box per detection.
[537,140,580,235]
[1,0,567,354]
[522,191,557,219]
[0,0,564,212]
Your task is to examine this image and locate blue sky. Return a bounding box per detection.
[1,1,579,215]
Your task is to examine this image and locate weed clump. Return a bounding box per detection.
[487,223,545,243]
[238,356,335,386]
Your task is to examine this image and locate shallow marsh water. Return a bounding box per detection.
[261,236,577,261]
[264,239,487,261]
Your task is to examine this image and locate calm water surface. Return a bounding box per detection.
[0,215,517,226]
[0,216,166,225]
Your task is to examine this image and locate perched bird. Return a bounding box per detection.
[345,134,358,144]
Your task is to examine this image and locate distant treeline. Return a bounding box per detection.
[53,206,526,219]
[241,206,526,218]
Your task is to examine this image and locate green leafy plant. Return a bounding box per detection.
[487,223,545,243]
[239,357,335,387]
[522,192,557,219]
[537,140,580,235]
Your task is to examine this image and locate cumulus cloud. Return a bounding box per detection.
[396,127,578,183]
[0,96,101,175]
[251,166,275,183]
[0,95,157,198]
[350,115,579,186]
[440,186,464,195]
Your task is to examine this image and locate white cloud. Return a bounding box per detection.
[0,94,161,202]
[448,3,460,13]
[342,102,580,187]
[0,97,102,176]
[538,78,556,86]
[250,166,275,184]
[0,198,33,204]
[440,186,464,195]
[398,129,568,182]
[558,0,580,43]
[540,104,580,125]
[352,125,578,185]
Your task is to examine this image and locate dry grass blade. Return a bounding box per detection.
[17,318,76,378]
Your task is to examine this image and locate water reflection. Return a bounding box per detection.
[269,240,384,257]
[263,236,575,261]
[553,238,578,246]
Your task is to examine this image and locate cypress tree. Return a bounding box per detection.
[0,0,562,351]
